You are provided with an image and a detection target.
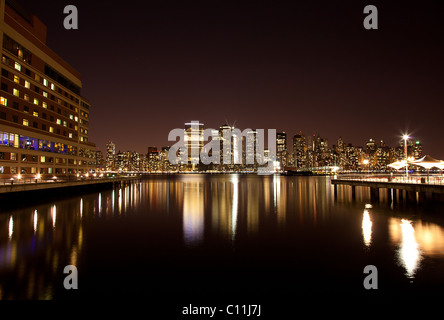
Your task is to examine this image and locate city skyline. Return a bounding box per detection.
[100,120,425,173]
[100,123,423,157]
[13,0,444,158]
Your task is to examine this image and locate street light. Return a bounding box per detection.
[363,159,369,174]
[403,134,409,178]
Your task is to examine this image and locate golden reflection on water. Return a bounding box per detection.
[183,179,205,246]
[389,217,444,279]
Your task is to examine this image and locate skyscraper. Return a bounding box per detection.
[245,129,258,167]
[184,121,204,170]
[106,141,115,171]
[293,133,306,168]
[276,132,287,168]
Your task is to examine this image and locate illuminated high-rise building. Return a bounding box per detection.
[413,140,422,159]
[106,141,115,171]
[245,129,258,167]
[184,120,204,170]
[0,0,95,179]
[276,132,287,168]
[292,133,306,168]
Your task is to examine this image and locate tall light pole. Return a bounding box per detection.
[403,135,409,178]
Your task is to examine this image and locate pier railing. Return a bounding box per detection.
[335,173,444,185]
[0,174,141,186]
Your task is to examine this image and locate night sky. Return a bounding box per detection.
[14,0,444,157]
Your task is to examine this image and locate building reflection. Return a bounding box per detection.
[183,180,205,247]
[0,195,87,299]
[231,175,239,241]
[209,175,241,241]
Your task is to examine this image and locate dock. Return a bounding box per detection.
[331,174,444,202]
[0,176,141,206]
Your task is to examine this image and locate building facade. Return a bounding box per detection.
[0,0,95,179]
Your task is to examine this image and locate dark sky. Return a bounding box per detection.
[15,0,444,157]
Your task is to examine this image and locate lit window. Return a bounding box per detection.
[69,133,73,138]
[49,126,54,133]
[50,83,55,90]
[63,121,67,127]
[42,102,47,109]
[33,111,38,117]
[74,116,78,122]
[80,136,84,142]
[25,81,30,89]
[0,97,7,106]
[14,62,21,71]
[14,75,20,84]
[33,98,39,105]
[43,91,48,98]
[40,156,45,163]
[23,119,29,126]
[56,119,61,125]
[43,79,48,87]
[24,94,29,101]
[69,114,73,120]
[13,88,19,97]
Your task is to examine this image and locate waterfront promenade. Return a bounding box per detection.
[332,173,444,202]
[0,175,140,195]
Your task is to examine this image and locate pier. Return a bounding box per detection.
[331,174,444,203]
[0,176,141,206]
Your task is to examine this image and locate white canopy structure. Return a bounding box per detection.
[387,160,408,170]
[411,155,444,169]
[410,155,444,182]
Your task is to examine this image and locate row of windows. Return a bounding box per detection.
[0,166,91,175]
[3,33,82,101]
[3,34,32,64]
[1,54,85,114]
[1,65,87,117]
[0,151,80,164]
[0,130,77,155]
[0,90,80,123]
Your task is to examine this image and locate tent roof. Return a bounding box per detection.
[412,155,441,163]
[388,161,407,170]
[411,155,444,169]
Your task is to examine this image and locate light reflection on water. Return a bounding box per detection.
[362,208,372,248]
[0,175,444,299]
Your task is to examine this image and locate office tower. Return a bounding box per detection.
[292,133,306,168]
[106,141,115,171]
[245,129,258,167]
[366,138,377,155]
[412,140,422,159]
[0,0,96,179]
[276,132,287,168]
[184,120,204,170]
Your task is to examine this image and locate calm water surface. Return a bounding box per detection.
[1,174,444,300]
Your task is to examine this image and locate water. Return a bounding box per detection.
[1,174,444,303]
